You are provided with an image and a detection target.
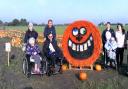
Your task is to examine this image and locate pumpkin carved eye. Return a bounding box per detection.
[72,28,78,36]
[80,27,86,35]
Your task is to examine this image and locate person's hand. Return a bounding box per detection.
[34,52,37,55]
[43,38,46,42]
[22,43,26,52]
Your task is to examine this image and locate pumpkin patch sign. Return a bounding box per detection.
[62,20,102,67]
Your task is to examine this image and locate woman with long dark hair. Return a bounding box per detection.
[115,23,127,68]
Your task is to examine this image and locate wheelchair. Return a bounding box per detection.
[104,49,117,69]
[46,56,63,76]
[22,52,48,78]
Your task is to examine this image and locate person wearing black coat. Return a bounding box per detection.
[102,22,116,46]
[23,23,38,76]
[43,33,63,67]
[102,22,116,66]
[24,23,38,43]
[43,19,56,41]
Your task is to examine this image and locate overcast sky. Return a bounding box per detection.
[0,0,128,24]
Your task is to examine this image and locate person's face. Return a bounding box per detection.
[106,24,111,30]
[28,25,33,31]
[48,34,53,41]
[30,40,35,46]
[118,25,122,32]
[31,42,35,46]
[48,21,53,28]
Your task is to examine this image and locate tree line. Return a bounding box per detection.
[0,19,128,26]
[0,18,45,26]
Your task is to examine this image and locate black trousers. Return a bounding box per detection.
[48,54,56,66]
[103,46,109,65]
[26,54,31,73]
[116,48,124,67]
[47,52,62,67]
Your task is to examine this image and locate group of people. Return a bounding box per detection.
[23,19,62,74]
[23,20,128,73]
[102,22,128,70]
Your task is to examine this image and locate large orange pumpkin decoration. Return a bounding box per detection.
[62,20,102,67]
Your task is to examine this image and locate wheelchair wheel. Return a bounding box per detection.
[46,59,63,76]
[22,58,28,75]
[41,57,48,74]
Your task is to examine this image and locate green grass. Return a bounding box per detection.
[98,25,128,33]
[0,25,128,35]
[0,25,66,35]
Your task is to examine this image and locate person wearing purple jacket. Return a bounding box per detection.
[26,37,41,73]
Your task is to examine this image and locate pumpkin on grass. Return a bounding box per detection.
[11,37,22,47]
[61,64,68,71]
[95,64,102,71]
[79,72,87,80]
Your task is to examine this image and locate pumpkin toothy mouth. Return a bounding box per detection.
[68,34,94,60]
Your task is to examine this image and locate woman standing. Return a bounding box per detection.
[24,23,38,44]
[43,19,56,41]
[23,23,38,76]
[115,23,127,68]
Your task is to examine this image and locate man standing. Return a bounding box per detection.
[102,22,116,46]
[43,19,56,41]
[102,22,116,66]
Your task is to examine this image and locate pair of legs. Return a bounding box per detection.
[103,48,115,68]
[26,54,41,73]
[103,47,109,65]
[48,53,59,67]
[116,48,124,67]
[31,55,41,73]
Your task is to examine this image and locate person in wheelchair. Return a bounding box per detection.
[26,37,41,74]
[43,33,63,73]
[105,37,117,68]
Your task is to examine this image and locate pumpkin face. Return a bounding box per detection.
[62,20,102,67]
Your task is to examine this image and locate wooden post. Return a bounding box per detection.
[7,52,10,66]
[68,64,93,70]
[5,42,11,66]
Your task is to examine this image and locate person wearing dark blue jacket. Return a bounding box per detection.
[24,23,38,43]
[43,19,56,41]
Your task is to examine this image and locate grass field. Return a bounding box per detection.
[0,25,128,35]
[0,24,128,89]
[0,37,128,89]
[0,26,66,35]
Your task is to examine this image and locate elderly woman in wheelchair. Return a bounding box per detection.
[22,37,47,77]
[43,33,63,76]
